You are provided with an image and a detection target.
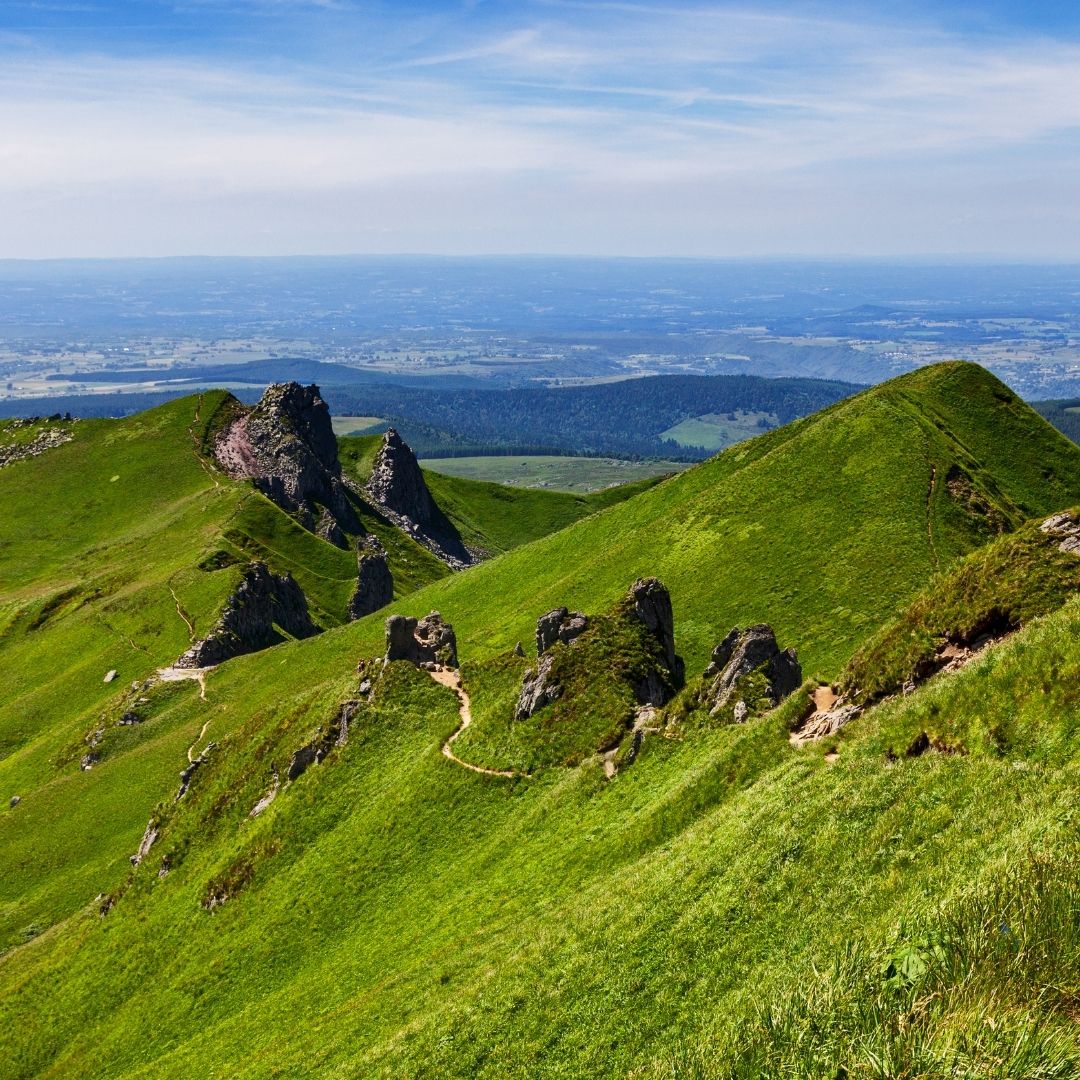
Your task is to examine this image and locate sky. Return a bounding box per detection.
[1,1,1080,259]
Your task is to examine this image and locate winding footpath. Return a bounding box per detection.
[429,668,520,779]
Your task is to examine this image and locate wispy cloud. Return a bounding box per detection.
[1,2,1079,256]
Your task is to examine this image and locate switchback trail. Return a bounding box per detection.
[429,668,520,779]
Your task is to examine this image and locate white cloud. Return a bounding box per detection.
[2,5,1080,255]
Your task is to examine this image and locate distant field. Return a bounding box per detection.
[331,415,383,436]
[421,455,688,492]
[661,409,776,450]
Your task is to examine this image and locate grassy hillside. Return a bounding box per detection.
[339,434,659,555]
[5,362,1080,1076]
[6,534,1080,1076]
[351,362,1080,683]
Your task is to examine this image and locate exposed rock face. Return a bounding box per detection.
[536,607,589,655]
[368,428,437,525]
[286,700,359,783]
[385,611,458,668]
[348,535,394,620]
[213,382,358,544]
[176,561,320,669]
[366,429,473,568]
[1041,512,1080,554]
[130,819,158,866]
[176,743,215,800]
[515,655,561,719]
[629,578,681,678]
[705,624,802,714]
[515,578,684,721]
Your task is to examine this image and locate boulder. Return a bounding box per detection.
[385,611,458,668]
[1041,512,1080,555]
[705,624,802,713]
[176,561,320,668]
[536,607,589,655]
[348,535,394,620]
[9,795,20,808]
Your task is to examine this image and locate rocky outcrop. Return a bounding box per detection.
[629,577,682,680]
[536,607,589,655]
[0,421,74,468]
[177,743,215,800]
[368,428,438,525]
[515,578,683,721]
[515,655,562,719]
[130,819,159,866]
[175,561,320,669]
[704,624,801,715]
[286,701,360,782]
[213,382,358,544]
[385,612,458,669]
[348,535,394,620]
[366,429,472,568]
[1041,511,1080,554]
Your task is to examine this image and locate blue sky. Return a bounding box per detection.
[1,1,1079,258]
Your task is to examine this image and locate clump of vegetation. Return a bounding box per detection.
[840,511,1080,704]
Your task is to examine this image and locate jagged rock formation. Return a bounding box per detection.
[175,561,320,669]
[515,655,562,720]
[516,578,683,721]
[366,429,472,568]
[629,577,684,686]
[704,624,801,715]
[385,612,458,669]
[368,428,438,525]
[213,382,358,545]
[536,607,589,655]
[348,535,394,620]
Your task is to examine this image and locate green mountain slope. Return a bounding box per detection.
[0,395,641,954]
[352,362,1080,681]
[5,362,1080,1077]
[6,531,1080,1076]
[338,433,658,555]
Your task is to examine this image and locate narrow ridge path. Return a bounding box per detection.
[429,668,520,779]
[186,718,213,763]
[168,585,197,641]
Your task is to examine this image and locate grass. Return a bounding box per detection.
[330,415,384,436]
[340,434,665,555]
[8,579,1080,1076]
[840,510,1080,703]
[5,363,1080,1075]
[419,454,687,492]
[660,410,777,451]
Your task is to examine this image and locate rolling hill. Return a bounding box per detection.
[5,362,1080,1076]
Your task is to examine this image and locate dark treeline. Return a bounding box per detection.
[324,374,858,460]
[1033,399,1080,447]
